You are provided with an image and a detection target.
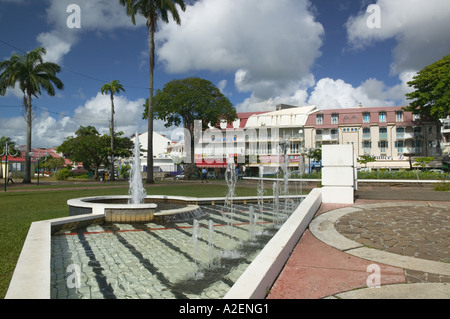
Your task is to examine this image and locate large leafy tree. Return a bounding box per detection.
[119,0,186,184]
[57,126,103,179]
[57,126,133,180]
[101,80,125,181]
[404,54,450,121]
[146,77,237,175]
[0,47,64,183]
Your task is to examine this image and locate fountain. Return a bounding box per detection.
[54,135,308,299]
[223,157,237,228]
[257,165,264,212]
[128,132,146,205]
[67,132,204,224]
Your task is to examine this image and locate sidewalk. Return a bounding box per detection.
[267,187,450,299]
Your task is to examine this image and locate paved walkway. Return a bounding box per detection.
[267,187,450,299]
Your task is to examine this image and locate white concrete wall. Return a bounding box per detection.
[224,188,322,299]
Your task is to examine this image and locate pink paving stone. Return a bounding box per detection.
[267,230,406,299]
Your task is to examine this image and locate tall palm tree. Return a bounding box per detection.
[0,47,63,183]
[101,80,125,181]
[119,0,186,184]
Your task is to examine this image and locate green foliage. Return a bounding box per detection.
[57,126,133,179]
[119,165,130,180]
[101,80,125,97]
[119,0,186,28]
[40,156,65,172]
[434,181,450,192]
[305,148,322,162]
[0,47,64,182]
[404,54,450,120]
[147,77,237,169]
[56,168,72,180]
[357,169,449,180]
[147,77,237,130]
[357,155,376,167]
[413,157,434,169]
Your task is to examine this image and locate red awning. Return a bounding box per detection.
[195,159,228,168]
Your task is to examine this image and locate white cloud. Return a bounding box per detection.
[73,92,147,138]
[0,112,78,148]
[37,0,145,64]
[307,78,389,109]
[306,73,415,110]
[36,32,72,64]
[346,0,450,75]
[156,0,324,101]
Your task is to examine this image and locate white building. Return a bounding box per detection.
[130,132,177,175]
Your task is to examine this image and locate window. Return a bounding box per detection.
[362,141,371,154]
[396,111,403,122]
[414,126,423,138]
[331,129,338,140]
[379,127,387,140]
[316,114,323,125]
[331,113,338,124]
[395,140,405,153]
[363,112,370,123]
[396,127,405,139]
[363,128,371,139]
[379,112,386,123]
[378,141,388,154]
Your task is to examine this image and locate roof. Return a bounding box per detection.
[305,105,416,128]
[1,147,72,166]
[244,105,318,128]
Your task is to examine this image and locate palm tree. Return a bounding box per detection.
[119,0,186,184]
[0,47,64,183]
[101,80,125,181]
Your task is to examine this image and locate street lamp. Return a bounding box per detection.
[1,142,19,192]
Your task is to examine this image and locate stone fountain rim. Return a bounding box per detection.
[67,195,158,210]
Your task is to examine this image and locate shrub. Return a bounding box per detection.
[56,168,72,180]
[71,168,89,177]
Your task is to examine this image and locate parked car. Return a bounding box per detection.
[429,169,445,174]
[207,171,216,179]
[175,173,185,180]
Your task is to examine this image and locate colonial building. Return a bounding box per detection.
[192,104,443,173]
[303,105,440,169]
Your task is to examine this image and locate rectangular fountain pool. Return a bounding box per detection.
[51,201,300,299]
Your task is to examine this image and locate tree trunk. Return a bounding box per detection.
[146,23,155,184]
[110,93,115,181]
[23,92,32,183]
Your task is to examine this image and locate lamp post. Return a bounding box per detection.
[1,142,19,192]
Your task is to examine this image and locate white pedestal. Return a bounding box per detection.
[321,145,355,204]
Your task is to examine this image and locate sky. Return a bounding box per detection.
[0,0,449,148]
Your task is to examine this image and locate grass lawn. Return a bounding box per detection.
[0,179,272,298]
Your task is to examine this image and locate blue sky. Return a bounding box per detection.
[0,0,449,147]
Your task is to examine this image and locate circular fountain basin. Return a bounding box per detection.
[67,195,205,224]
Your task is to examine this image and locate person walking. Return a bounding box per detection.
[7,171,14,184]
[201,167,208,183]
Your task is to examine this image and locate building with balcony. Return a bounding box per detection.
[170,104,444,174]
